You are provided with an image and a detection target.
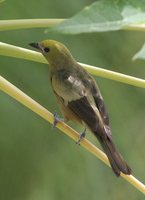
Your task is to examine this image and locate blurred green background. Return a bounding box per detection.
[0,0,145,200]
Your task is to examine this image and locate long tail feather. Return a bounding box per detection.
[96,130,132,176]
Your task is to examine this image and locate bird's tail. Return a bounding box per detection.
[95,129,132,177]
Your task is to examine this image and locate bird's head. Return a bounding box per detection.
[29,40,75,68]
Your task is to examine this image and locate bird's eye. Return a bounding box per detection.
[44,47,50,53]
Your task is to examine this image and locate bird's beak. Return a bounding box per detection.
[29,42,41,50]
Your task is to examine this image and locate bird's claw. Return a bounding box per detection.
[52,112,63,128]
[76,128,86,145]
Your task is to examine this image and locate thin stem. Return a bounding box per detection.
[0,75,145,194]
[0,19,64,31]
[80,63,145,88]
[0,42,45,63]
[1,42,145,89]
[122,23,145,32]
[0,19,145,32]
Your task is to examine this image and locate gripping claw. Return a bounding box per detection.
[52,112,63,128]
[76,128,86,145]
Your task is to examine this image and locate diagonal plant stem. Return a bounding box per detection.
[0,75,145,194]
[1,42,145,88]
[1,19,145,31]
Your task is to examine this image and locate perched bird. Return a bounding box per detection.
[29,40,131,177]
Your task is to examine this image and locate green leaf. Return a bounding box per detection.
[46,0,145,34]
[133,43,145,60]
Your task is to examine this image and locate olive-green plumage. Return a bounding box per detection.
[30,40,132,177]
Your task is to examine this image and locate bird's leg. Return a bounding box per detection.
[76,127,86,145]
[52,112,64,128]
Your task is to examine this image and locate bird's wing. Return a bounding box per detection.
[51,70,104,133]
[67,96,100,133]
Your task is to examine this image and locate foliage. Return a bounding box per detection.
[47,0,145,34]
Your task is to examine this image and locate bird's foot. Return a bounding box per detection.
[76,128,86,145]
[52,112,64,128]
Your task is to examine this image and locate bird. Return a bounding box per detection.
[29,40,132,177]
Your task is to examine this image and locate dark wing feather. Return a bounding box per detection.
[91,84,109,125]
[68,96,100,133]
